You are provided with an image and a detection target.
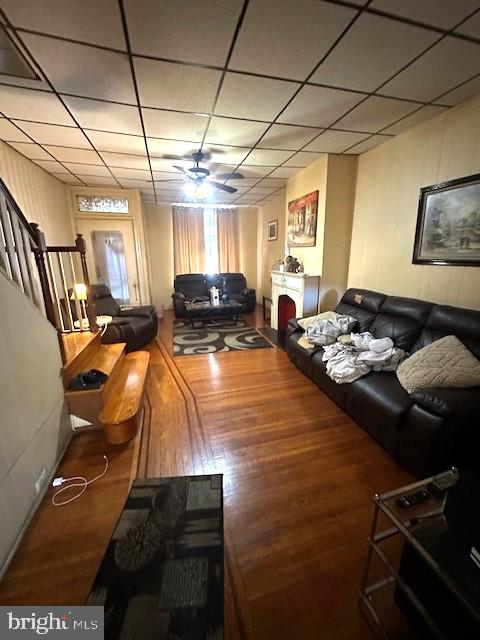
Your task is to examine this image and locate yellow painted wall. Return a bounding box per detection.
[348,95,480,310]
[1,141,73,244]
[238,207,257,291]
[144,204,258,310]
[256,195,286,301]
[285,155,327,276]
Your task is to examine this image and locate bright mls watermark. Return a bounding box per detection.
[0,607,103,638]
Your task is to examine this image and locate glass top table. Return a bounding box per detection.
[359,468,480,639]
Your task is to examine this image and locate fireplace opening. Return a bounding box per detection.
[278,294,296,335]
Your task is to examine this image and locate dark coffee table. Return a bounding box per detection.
[184,300,242,326]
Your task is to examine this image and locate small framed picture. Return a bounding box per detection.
[413,173,480,266]
[268,219,278,241]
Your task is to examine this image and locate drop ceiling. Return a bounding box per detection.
[0,0,478,207]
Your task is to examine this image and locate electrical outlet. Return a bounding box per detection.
[35,468,47,494]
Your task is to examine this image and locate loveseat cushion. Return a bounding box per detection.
[118,305,155,318]
[336,288,386,332]
[219,273,247,294]
[347,372,414,427]
[91,284,120,316]
[411,387,478,420]
[412,304,480,360]
[174,274,207,297]
[369,313,424,351]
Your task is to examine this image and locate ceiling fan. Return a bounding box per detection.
[156,151,244,199]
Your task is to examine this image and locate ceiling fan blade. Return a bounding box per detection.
[172,165,189,174]
[154,179,185,183]
[210,181,237,194]
[214,172,244,181]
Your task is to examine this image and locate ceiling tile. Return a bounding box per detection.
[150,157,191,172]
[257,124,323,150]
[135,58,221,112]
[206,145,250,165]
[380,37,480,102]
[238,165,276,177]
[142,108,209,141]
[304,129,369,152]
[245,149,293,165]
[381,105,447,134]
[13,121,91,147]
[225,177,260,186]
[283,151,324,167]
[77,175,119,186]
[99,152,150,170]
[21,33,136,103]
[310,14,439,92]
[215,73,300,121]
[435,75,480,106]
[33,159,66,173]
[62,96,142,135]
[277,85,365,127]
[269,166,301,178]
[248,187,278,195]
[110,167,152,180]
[455,11,480,38]
[0,119,31,142]
[334,96,419,132]
[63,162,111,176]
[255,178,287,187]
[344,134,391,154]
[118,178,153,189]
[147,138,201,158]
[86,130,146,154]
[6,141,52,160]
[53,173,82,184]
[205,116,270,147]
[230,0,356,80]
[0,86,74,125]
[125,0,243,65]
[152,171,186,181]
[370,0,480,30]
[44,146,100,163]
[1,0,125,48]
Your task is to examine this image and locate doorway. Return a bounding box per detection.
[76,218,140,305]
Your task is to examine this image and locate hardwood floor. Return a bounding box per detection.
[0,306,412,639]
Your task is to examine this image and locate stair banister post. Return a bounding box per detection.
[76,233,98,332]
[31,223,57,328]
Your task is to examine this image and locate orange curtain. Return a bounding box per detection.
[217,208,239,272]
[173,206,205,274]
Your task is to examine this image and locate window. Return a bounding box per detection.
[203,208,219,274]
[77,195,129,214]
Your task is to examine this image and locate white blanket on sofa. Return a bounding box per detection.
[303,313,357,347]
[322,332,405,384]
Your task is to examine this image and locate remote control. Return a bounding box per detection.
[395,490,429,510]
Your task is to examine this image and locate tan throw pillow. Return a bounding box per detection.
[396,335,480,394]
[298,311,337,330]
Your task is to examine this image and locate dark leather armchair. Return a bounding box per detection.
[91,284,158,352]
[172,273,256,318]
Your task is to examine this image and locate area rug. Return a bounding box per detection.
[87,475,224,640]
[172,318,273,356]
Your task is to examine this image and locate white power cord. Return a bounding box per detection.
[51,455,109,506]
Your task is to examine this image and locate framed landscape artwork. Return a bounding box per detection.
[413,173,480,266]
[287,190,319,247]
[268,219,278,241]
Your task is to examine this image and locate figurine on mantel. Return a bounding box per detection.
[284,254,304,273]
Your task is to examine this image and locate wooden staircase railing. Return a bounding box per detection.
[0,177,97,364]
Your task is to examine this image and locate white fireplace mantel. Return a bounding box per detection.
[270,270,320,330]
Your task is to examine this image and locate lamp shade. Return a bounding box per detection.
[71,283,87,301]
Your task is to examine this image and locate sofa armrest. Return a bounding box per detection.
[241,288,255,296]
[118,305,155,318]
[288,318,303,332]
[411,387,478,420]
[172,292,186,300]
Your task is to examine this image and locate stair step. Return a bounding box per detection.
[99,351,150,445]
[62,331,101,387]
[64,342,126,390]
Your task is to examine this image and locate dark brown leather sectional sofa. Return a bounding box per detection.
[286,288,480,478]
